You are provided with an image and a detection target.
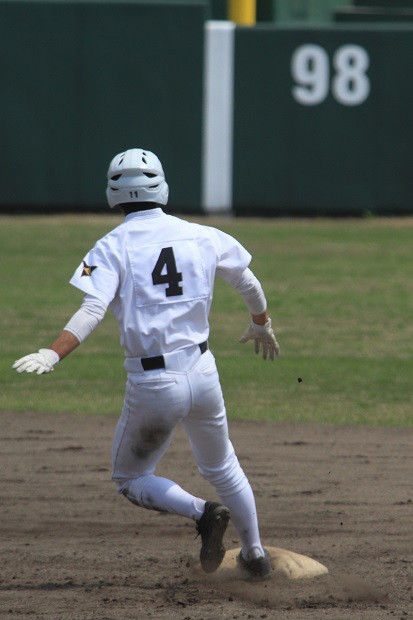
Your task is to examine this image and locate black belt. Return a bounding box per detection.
[141,341,208,371]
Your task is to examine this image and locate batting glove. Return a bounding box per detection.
[12,349,60,375]
[239,318,280,361]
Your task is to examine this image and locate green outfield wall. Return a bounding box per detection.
[1,1,413,214]
[0,1,208,210]
[232,24,413,215]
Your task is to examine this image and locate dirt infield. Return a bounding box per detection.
[1,411,412,619]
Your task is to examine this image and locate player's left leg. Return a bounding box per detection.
[113,367,231,572]
[112,372,205,519]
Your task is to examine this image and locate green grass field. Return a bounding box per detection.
[1,215,412,426]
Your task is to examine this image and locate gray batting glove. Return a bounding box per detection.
[239,318,280,361]
[12,349,60,375]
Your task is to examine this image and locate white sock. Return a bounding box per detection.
[220,482,264,559]
[124,474,206,520]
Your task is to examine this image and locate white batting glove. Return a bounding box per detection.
[239,318,280,361]
[12,349,60,375]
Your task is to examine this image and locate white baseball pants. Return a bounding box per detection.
[112,344,264,557]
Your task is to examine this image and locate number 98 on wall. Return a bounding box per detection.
[291,44,370,106]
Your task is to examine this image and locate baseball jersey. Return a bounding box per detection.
[70,208,251,358]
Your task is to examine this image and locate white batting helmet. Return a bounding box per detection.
[106,148,169,208]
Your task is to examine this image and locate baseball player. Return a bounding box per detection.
[13,149,280,580]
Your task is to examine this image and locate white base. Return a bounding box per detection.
[200,546,329,580]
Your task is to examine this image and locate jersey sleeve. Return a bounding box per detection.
[212,228,252,283]
[69,238,120,305]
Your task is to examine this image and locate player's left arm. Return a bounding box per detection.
[13,294,107,375]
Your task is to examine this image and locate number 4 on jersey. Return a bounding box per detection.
[152,247,183,297]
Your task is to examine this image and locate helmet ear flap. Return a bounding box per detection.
[159,182,169,206]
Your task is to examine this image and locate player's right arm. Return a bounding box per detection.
[227,268,280,361]
[208,227,280,361]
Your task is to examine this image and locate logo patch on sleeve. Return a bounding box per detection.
[81,261,97,277]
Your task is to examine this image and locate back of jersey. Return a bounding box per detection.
[70,209,251,358]
[119,211,213,357]
[125,213,210,315]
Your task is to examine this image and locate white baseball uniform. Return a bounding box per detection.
[67,208,268,558]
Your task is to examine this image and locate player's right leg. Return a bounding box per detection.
[182,350,270,575]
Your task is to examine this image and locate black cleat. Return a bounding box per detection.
[196,501,230,573]
[237,548,273,580]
